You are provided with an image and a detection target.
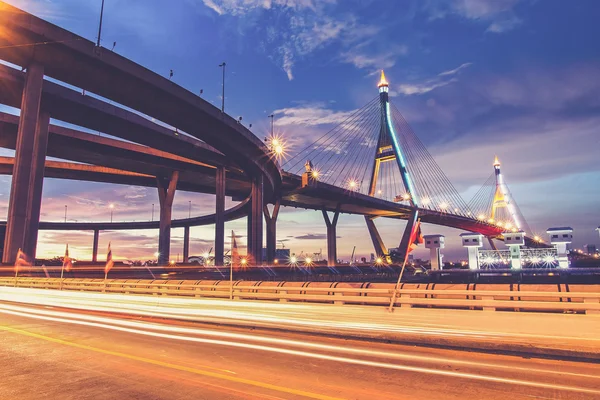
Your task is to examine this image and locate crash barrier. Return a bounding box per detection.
[1,278,599,314]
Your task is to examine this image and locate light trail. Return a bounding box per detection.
[1,287,599,347]
[0,302,598,381]
[0,304,599,395]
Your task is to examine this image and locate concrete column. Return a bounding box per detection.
[249,175,264,265]
[246,207,253,256]
[3,63,45,263]
[322,204,341,267]
[183,226,190,263]
[264,200,280,264]
[365,216,387,260]
[396,209,419,263]
[23,111,50,259]
[424,235,445,271]
[214,167,226,266]
[460,233,483,270]
[92,229,99,262]
[157,171,179,265]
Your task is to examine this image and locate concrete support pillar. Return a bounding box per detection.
[487,237,498,251]
[23,111,50,259]
[3,63,45,263]
[264,200,280,264]
[157,171,179,265]
[214,167,226,266]
[249,175,264,265]
[365,216,387,260]
[246,207,253,256]
[183,226,190,263]
[460,233,484,270]
[396,209,419,263]
[92,229,99,262]
[322,204,341,267]
[424,235,445,271]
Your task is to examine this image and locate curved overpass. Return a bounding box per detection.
[0,2,280,198]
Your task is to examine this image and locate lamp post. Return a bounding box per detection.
[218,62,226,113]
[109,203,114,223]
[268,114,274,137]
[64,205,67,223]
[151,203,154,221]
[96,0,105,47]
[188,200,191,218]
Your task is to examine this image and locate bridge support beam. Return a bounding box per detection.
[92,229,99,262]
[249,175,264,265]
[183,226,190,263]
[365,216,387,260]
[397,209,419,263]
[214,167,226,266]
[263,200,280,264]
[322,204,341,267]
[3,63,46,263]
[487,237,498,251]
[157,171,179,265]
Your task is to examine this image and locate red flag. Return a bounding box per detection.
[231,230,239,266]
[406,219,423,256]
[15,248,31,272]
[104,242,114,275]
[63,244,73,272]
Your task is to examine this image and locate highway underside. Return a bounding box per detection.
[0,303,599,400]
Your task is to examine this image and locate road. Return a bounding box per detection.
[0,301,599,399]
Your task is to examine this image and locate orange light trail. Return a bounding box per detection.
[0,303,598,394]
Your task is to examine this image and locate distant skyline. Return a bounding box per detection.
[1,0,599,262]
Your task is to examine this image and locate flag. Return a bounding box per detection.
[15,248,31,272]
[63,244,73,272]
[406,219,424,257]
[105,242,114,275]
[231,230,239,266]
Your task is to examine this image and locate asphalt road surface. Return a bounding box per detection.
[0,302,599,400]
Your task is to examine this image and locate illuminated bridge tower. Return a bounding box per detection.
[469,157,531,245]
[365,71,420,261]
[491,156,521,231]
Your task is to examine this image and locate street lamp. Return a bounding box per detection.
[151,203,154,221]
[268,114,274,137]
[109,203,114,222]
[64,205,67,222]
[188,200,191,218]
[96,0,105,47]
[219,62,226,112]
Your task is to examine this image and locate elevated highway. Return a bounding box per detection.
[0,1,513,268]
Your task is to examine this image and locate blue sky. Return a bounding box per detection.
[1,0,600,261]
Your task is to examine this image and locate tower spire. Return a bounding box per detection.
[378,70,389,88]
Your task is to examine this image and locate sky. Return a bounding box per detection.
[1,0,600,262]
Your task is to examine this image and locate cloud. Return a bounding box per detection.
[396,62,471,96]
[295,233,341,240]
[486,15,522,33]
[273,102,356,126]
[340,44,408,71]
[425,0,523,33]
[198,0,386,79]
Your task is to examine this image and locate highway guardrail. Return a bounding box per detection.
[1,278,599,314]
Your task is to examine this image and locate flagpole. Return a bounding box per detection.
[60,263,65,291]
[389,217,421,312]
[103,270,108,293]
[229,231,234,300]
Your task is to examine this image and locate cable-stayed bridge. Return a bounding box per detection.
[0,2,537,268]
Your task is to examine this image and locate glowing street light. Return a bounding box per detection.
[304,257,313,266]
[402,193,411,201]
[311,169,320,180]
[240,257,248,266]
[347,179,358,190]
[439,202,449,211]
[154,252,160,258]
[375,257,384,266]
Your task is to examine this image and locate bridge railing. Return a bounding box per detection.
[1,278,599,314]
